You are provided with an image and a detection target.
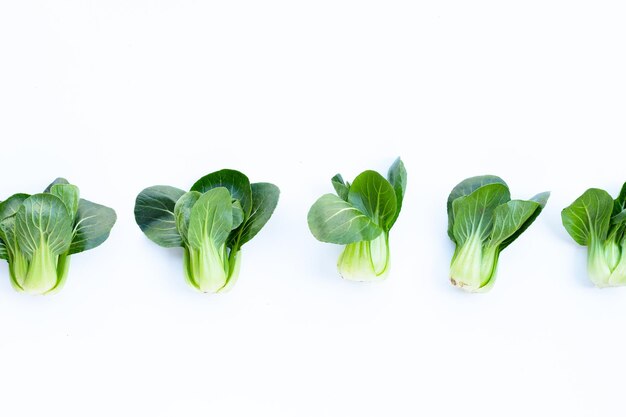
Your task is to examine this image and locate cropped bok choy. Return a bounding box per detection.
[562,184,626,287]
[134,170,279,293]
[307,158,407,281]
[447,176,549,292]
[0,178,117,294]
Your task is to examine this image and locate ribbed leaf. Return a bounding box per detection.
[498,192,549,250]
[489,199,542,248]
[447,175,507,239]
[69,199,117,255]
[134,185,186,248]
[347,170,397,231]
[187,187,233,250]
[50,184,80,219]
[451,183,511,246]
[174,191,202,245]
[231,200,245,231]
[235,182,280,247]
[387,157,407,228]
[0,193,30,221]
[15,194,73,258]
[562,188,613,246]
[308,193,383,244]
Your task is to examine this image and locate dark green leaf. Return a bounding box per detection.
[0,193,29,221]
[236,182,280,247]
[308,193,383,244]
[387,157,407,227]
[347,170,397,231]
[68,199,117,255]
[134,185,186,248]
[331,174,349,201]
[44,178,70,193]
[530,191,550,208]
[0,202,7,260]
[611,209,626,226]
[0,240,6,260]
[190,169,253,217]
[498,192,549,250]
[562,188,613,246]
[613,182,626,216]
[489,199,542,248]
[0,215,18,259]
[447,175,508,239]
[231,200,244,230]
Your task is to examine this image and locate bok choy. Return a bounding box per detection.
[447,175,549,292]
[562,184,626,287]
[134,170,279,293]
[0,178,116,294]
[308,158,406,281]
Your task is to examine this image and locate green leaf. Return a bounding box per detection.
[231,200,244,230]
[174,191,202,244]
[530,191,550,208]
[387,157,407,227]
[187,187,233,250]
[611,209,626,226]
[43,178,70,193]
[15,194,73,258]
[447,175,508,239]
[498,192,549,250]
[0,193,30,221]
[0,203,7,260]
[489,199,542,248]
[190,169,253,217]
[50,184,80,218]
[68,199,117,255]
[613,182,626,216]
[347,170,397,231]
[0,215,18,259]
[134,185,186,248]
[308,193,383,244]
[562,188,613,246]
[0,194,29,260]
[451,183,511,246]
[236,182,280,247]
[331,174,349,201]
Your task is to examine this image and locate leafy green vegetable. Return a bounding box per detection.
[562,184,626,287]
[307,158,406,281]
[134,170,280,293]
[134,185,186,248]
[0,179,116,294]
[447,176,549,292]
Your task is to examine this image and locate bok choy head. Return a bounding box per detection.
[134,170,279,293]
[0,178,117,294]
[562,184,626,287]
[447,176,549,292]
[307,158,407,282]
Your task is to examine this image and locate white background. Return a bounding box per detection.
[1,1,625,416]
